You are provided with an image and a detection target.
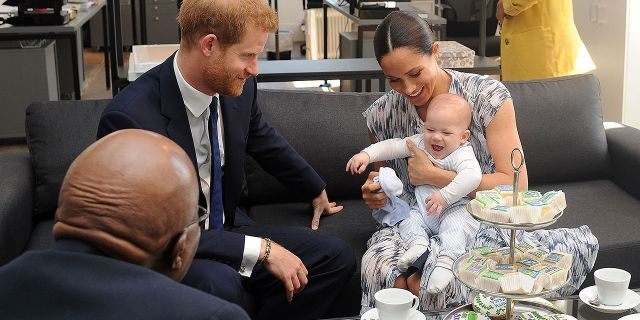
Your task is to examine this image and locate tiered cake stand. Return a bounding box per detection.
[448,148,570,319]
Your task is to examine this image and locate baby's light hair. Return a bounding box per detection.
[427,93,472,130]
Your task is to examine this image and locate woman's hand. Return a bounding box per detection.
[406,139,435,186]
[406,140,457,188]
[361,171,387,209]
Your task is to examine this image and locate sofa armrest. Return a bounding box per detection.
[0,151,34,266]
[606,122,640,200]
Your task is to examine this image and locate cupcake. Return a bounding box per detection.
[487,206,511,223]
[524,199,553,222]
[540,265,569,289]
[509,205,542,224]
[542,190,567,213]
[499,272,534,294]
[476,270,503,292]
[543,251,572,269]
[519,268,550,294]
[492,263,516,275]
[459,262,487,284]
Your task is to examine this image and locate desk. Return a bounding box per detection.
[0,2,109,99]
[322,0,447,59]
[128,55,500,92]
[257,56,500,92]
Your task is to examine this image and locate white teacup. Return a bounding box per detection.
[374,288,419,320]
[594,268,631,306]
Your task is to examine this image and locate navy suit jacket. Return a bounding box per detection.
[0,240,249,320]
[97,54,325,269]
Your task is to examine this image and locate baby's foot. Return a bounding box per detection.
[426,256,454,293]
[397,243,428,272]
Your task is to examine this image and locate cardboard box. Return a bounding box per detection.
[437,41,475,68]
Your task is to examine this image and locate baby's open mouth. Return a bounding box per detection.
[432,144,444,152]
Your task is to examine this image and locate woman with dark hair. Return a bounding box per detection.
[359,11,598,312]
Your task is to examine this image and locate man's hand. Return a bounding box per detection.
[310,190,343,230]
[261,240,309,302]
[425,191,447,218]
[346,152,371,174]
[406,139,435,186]
[361,171,387,209]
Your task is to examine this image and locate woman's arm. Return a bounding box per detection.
[476,98,529,192]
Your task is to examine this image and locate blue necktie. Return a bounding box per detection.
[208,97,224,230]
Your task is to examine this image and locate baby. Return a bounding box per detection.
[347,93,481,293]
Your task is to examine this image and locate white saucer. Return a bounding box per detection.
[618,314,640,320]
[579,286,640,314]
[361,308,426,320]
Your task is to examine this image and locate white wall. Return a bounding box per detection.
[622,0,640,128]
[271,0,306,42]
[573,0,627,122]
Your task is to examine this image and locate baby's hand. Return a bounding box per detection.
[425,191,447,218]
[345,152,370,175]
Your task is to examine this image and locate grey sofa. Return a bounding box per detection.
[1,74,640,318]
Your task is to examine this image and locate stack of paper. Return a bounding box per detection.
[63,1,94,11]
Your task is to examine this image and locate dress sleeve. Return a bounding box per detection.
[474,77,512,129]
[362,93,391,142]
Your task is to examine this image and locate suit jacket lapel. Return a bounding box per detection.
[158,53,198,171]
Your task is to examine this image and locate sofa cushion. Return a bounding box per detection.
[248,200,377,260]
[244,90,383,205]
[25,219,55,251]
[25,100,109,221]
[0,152,34,265]
[534,180,640,288]
[504,74,612,185]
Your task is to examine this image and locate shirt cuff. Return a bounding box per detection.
[239,235,262,277]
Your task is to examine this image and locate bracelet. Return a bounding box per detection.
[258,238,272,264]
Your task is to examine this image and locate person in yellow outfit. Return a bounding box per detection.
[497,0,596,81]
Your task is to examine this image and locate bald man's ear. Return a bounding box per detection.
[169,231,188,271]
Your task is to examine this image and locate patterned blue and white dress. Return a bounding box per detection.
[360,69,599,312]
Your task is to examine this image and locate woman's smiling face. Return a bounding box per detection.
[379,46,440,110]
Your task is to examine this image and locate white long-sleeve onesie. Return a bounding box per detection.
[363,134,481,258]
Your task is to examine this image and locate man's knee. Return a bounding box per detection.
[328,237,357,275]
[182,260,244,304]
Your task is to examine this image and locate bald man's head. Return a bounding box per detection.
[53,129,200,280]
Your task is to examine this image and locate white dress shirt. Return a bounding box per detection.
[173,52,261,277]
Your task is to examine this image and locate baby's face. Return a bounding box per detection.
[423,107,470,160]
